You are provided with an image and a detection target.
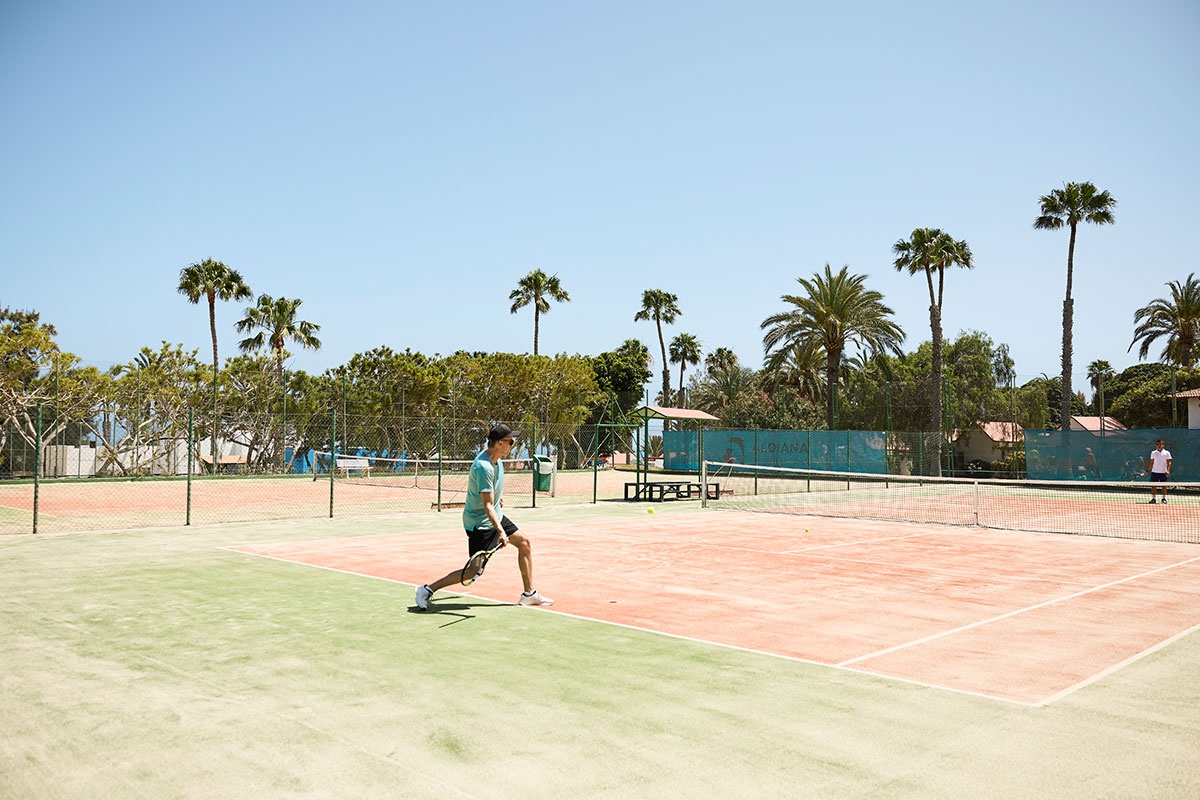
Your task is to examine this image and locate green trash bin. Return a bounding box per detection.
[532,455,553,492]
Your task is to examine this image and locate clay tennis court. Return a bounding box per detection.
[0,469,634,533]
[230,509,1200,705]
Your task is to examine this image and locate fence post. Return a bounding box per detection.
[754,428,759,496]
[436,417,444,511]
[33,404,42,535]
[186,408,193,526]
[329,407,336,518]
[591,423,599,504]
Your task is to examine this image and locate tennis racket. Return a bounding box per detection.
[460,540,505,586]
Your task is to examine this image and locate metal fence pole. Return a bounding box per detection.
[33,404,42,535]
[186,408,193,526]
[329,408,336,518]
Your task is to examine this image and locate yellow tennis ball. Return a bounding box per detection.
[646,508,654,514]
[804,528,809,532]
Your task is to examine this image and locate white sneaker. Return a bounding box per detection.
[415,585,433,611]
[519,590,554,607]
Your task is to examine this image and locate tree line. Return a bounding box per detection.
[3,180,1199,474]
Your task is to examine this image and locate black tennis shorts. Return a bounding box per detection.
[467,517,518,554]
[1150,472,1168,483]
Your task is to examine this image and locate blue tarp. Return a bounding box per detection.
[1023,429,1198,481]
[663,429,888,474]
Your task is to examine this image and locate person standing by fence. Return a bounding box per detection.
[1144,439,1172,504]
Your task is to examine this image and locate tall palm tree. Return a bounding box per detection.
[236,295,321,467]
[668,332,702,407]
[1086,359,1115,427]
[508,270,570,356]
[1129,273,1200,368]
[892,227,974,436]
[1034,181,1117,426]
[634,289,681,409]
[176,258,253,469]
[236,295,322,385]
[761,264,905,430]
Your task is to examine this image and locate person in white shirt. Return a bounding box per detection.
[1144,439,1173,504]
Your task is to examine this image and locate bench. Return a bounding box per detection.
[335,456,371,477]
[624,481,721,502]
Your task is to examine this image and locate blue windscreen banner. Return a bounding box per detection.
[663,429,888,474]
[1022,428,1198,481]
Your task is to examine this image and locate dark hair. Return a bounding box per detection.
[488,424,516,444]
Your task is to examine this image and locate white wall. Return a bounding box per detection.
[42,444,97,477]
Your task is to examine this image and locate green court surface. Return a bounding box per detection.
[2,503,1198,799]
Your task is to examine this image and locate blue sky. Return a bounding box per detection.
[2,1,1197,393]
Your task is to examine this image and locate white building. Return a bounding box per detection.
[1178,388,1200,429]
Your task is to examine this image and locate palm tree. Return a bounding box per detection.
[892,228,974,436]
[235,296,321,470]
[176,258,253,470]
[634,289,681,409]
[236,295,322,386]
[668,332,702,407]
[761,339,826,406]
[690,363,754,420]
[1034,181,1117,427]
[236,295,321,468]
[508,270,570,356]
[1086,359,1115,427]
[1129,273,1200,368]
[761,264,904,430]
[705,347,738,374]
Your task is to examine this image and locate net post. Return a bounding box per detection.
[700,458,708,509]
[973,479,979,526]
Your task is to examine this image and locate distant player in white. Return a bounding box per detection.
[1144,439,1172,504]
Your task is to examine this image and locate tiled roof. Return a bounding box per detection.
[1069,415,1127,431]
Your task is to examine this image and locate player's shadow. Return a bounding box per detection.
[407,597,508,628]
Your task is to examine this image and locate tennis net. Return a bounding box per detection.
[314,451,548,496]
[702,461,1199,543]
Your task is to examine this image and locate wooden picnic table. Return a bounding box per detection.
[624,481,721,502]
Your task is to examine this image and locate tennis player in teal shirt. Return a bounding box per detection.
[415,424,553,610]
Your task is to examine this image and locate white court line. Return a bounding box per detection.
[1038,621,1200,705]
[837,553,1200,669]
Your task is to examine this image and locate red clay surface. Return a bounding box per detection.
[229,510,1200,705]
[0,470,627,518]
